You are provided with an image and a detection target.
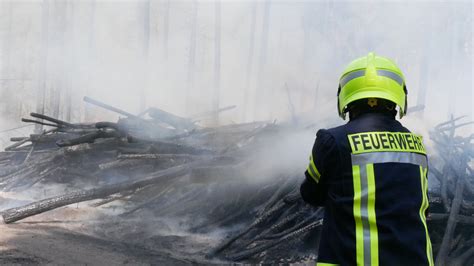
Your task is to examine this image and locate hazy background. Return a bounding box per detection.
[0,0,472,147]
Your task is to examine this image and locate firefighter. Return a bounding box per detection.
[300,52,433,266]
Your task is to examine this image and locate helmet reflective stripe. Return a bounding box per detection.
[340,70,365,88]
[376,70,404,86]
[339,69,404,88]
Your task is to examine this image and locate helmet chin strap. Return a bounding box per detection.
[402,84,408,118]
[337,85,342,118]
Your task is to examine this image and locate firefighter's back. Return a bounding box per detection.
[315,111,432,265]
[300,52,434,265]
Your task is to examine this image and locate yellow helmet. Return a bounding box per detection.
[337,52,407,119]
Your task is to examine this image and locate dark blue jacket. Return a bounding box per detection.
[300,112,433,266]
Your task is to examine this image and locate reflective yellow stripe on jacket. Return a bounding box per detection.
[352,163,378,266]
[307,154,321,183]
[419,166,434,266]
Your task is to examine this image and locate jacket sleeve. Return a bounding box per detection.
[300,129,338,207]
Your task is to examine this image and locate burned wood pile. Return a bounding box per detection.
[0,96,320,263]
[0,101,472,264]
[426,116,474,266]
[204,116,474,264]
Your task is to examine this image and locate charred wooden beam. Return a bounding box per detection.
[429,213,474,224]
[10,137,28,142]
[146,107,195,130]
[190,105,236,122]
[0,160,208,224]
[117,153,204,160]
[5,138,31,151]
[84,96,140,119]
[30,112,76,128]
[436,163,465,266]
[22,118,59,128]
[55,129,122,147]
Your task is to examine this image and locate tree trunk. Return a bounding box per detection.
[162,0,170,61]
[84,0,96,122]
[140,0,151,112]
[212,0,221,125]
[416,10,435,118]
[242,2,257,122]
[50,1,67,120]
[416,53,429,117]
[64,0,75,122]
[253,1,271,121]
[447,5,459,118]
[1,2,13,120]
[185,0,198,115]
[35,0,50,133]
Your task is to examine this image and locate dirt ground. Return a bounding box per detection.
[0,203,224,265]
[0,223,194,265]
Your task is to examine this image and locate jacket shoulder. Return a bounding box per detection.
[319,123,350,144]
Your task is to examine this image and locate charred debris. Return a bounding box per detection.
[0,98,473,264]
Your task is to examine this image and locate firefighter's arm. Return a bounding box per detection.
[300,129,338,207]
